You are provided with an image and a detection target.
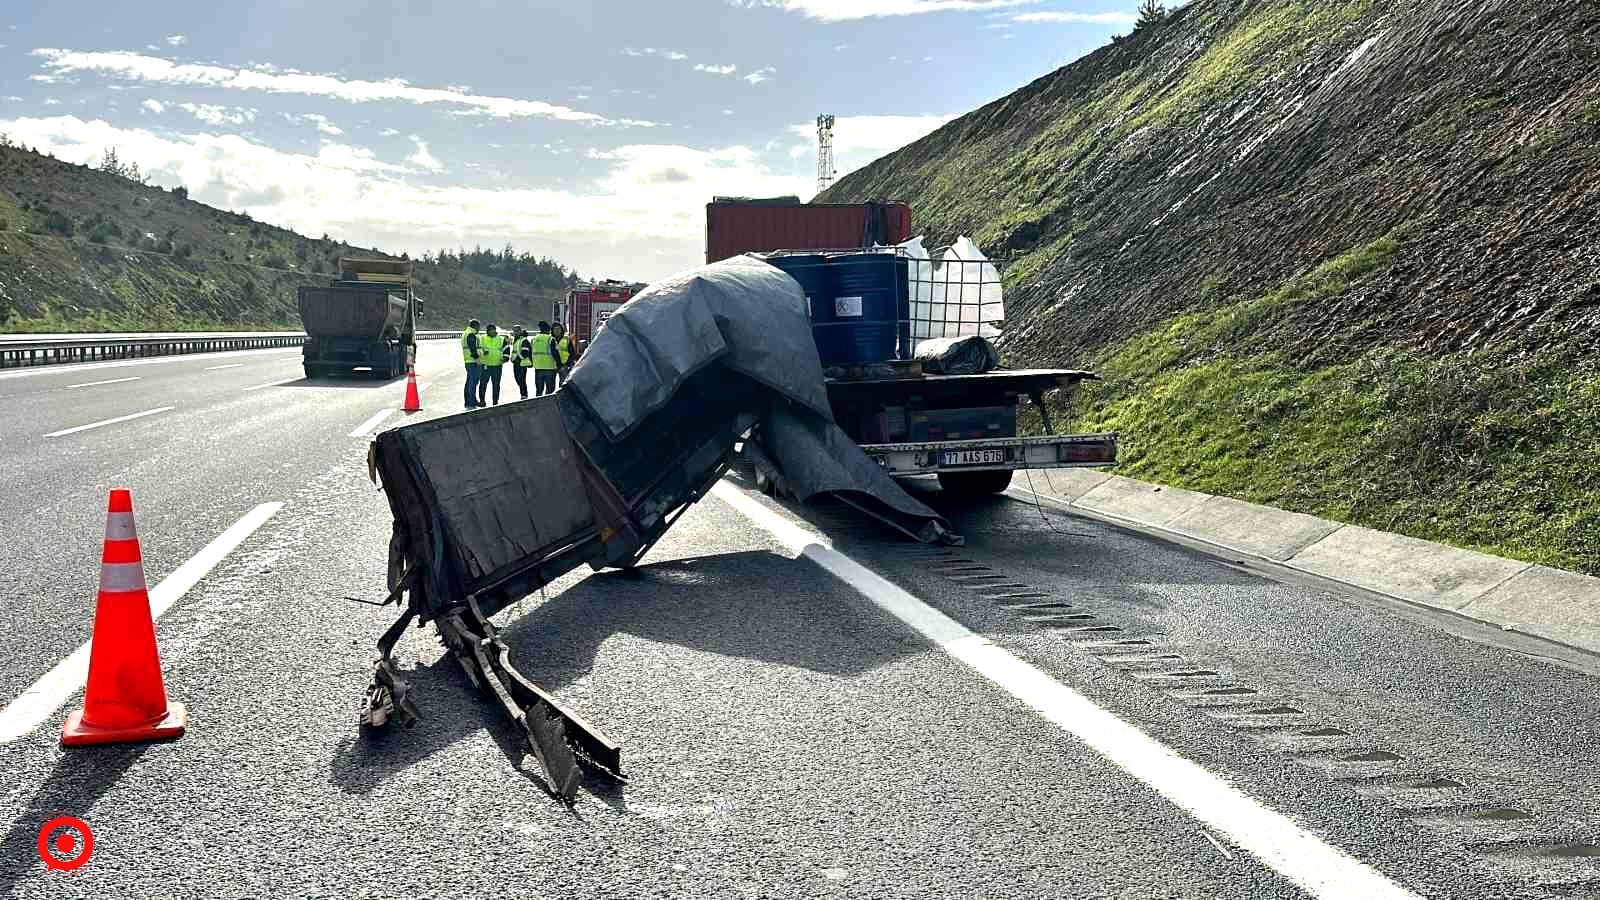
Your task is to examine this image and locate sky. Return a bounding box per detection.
[0,0,1136,282]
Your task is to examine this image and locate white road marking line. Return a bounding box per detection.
[711,481,1423,900]
[44,406,175,438]
[350,407,397,438]
[242,377,298,392]
[0,501,283,744]
[204,363,245,371]
[66,376,140,389]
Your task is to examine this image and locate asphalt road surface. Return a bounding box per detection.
[0,341,1595,899]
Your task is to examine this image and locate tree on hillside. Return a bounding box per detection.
[1136,0,1166,28]
[97,146,149,185]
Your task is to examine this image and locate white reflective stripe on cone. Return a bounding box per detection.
[104,512,137,541]
[100,562,148,593]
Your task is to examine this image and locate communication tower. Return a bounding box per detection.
[816,114,836,193]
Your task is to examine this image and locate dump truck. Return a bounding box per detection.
[704,199,1116,495]
[297,257,423,379]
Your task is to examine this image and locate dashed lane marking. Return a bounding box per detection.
[349,407,397,438]
[242,377,298,392]
[66,377,140,389]
[44,406,175,438]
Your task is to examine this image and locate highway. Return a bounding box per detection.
[0,340,1596,898]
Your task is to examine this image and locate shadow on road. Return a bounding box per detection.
[275,374,404,389]
[326,548,920,799]
[0,745,147,897]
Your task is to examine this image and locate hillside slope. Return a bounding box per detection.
[823,0,1600,574]
[0,144,567,331]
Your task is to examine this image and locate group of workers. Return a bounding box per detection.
[460,318,576,409]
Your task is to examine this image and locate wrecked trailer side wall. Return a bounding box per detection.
[373,397,600,625]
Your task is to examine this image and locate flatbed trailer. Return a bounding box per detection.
[815,366,1116,494]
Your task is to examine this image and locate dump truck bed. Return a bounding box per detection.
[298,285,408,339]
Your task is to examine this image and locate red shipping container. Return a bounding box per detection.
[705,199,912,263]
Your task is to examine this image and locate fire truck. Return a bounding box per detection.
[558,279,646,359]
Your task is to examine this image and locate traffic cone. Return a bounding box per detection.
[62,489,187,746]
[402,367,422,413]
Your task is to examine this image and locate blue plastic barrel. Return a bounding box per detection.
[811,254,906,365]
[762,254,834,323]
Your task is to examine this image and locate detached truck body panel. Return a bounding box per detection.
[706,200,1115,494]
[298,257,420,379]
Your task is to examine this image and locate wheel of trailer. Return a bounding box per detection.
[938,469,1014,495]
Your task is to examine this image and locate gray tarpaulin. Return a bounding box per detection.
[566,255,954,543]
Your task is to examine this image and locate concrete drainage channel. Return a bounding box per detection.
[798,504,1600,898]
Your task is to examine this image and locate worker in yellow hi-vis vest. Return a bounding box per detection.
[476,323,507,406]
[510,325,533,401]
[531,321,560,397]
[551,322,575,388]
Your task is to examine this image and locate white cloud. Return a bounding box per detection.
[728,0,1035,21]
[722,109,735,116]
[379,127,398,136]
[694,63,738,75]
[743,67,776,85]
[302,113,343,135]
[141,98,165,114]
[43,98,60,106]
[1012,10,1136,23]
[179,102,256,126]
[789,144,810,158]
[407,135,444,172]
[31,48,622,125]
[0,115,809,280]
[165,34,187,46]
[622,47,689,61]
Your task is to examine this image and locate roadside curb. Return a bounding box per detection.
[1008,470,1600,658]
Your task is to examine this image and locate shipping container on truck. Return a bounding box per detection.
[706,196,912,264]
[298,257,424,380]
[707,199,1115,495]
[560,279,646,357]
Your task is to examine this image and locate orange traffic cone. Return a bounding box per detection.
[62,489,187,746]
[402,367,422,413]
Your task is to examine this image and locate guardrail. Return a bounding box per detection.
[0,331,460,369]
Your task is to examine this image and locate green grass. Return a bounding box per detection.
[1035,233,1600,575]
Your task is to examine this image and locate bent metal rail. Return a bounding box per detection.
[0,331,460,369]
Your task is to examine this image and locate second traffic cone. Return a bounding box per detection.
[402,367,421,413]
[62,488,187,746]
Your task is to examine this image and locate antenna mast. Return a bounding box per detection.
[816,114,836,193]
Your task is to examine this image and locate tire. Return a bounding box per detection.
[303,363,321,380]
[938,469,1014,495]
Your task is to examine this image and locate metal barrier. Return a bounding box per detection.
[0,331,460,370]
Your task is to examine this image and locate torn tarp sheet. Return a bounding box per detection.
[567,255,953,543]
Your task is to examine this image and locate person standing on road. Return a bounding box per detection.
[551,322,575,388]
[531,321,560,397]
[461,318,482,410]
[510,325,533,401]
[477,323,507,407]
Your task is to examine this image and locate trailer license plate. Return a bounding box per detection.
[942,449,1005,466]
